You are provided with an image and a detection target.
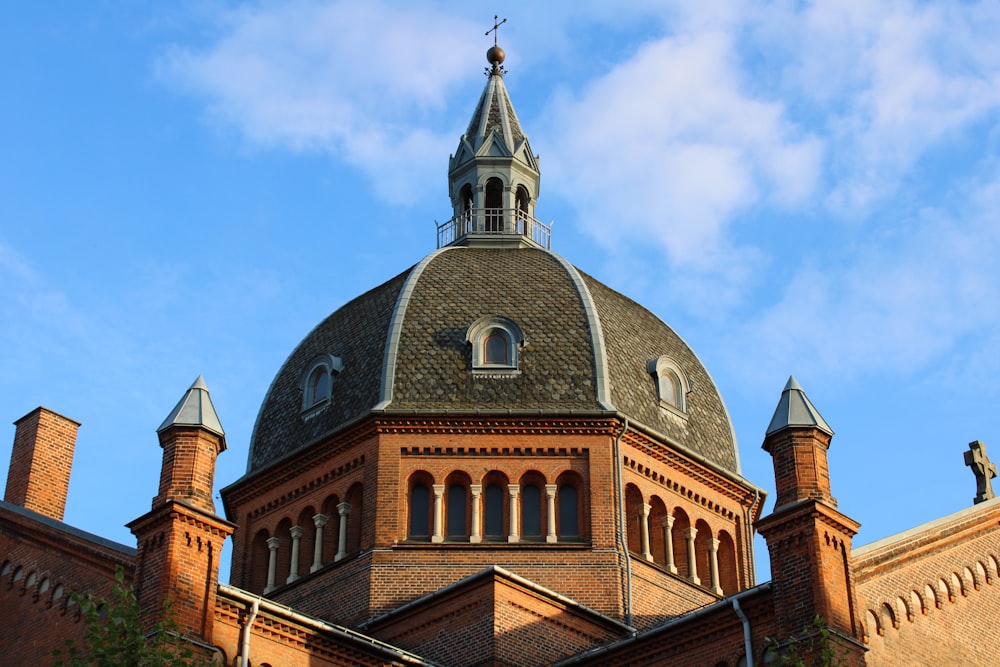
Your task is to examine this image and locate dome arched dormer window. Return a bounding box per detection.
[301,354,344,413]
[467,315,525,373]
[649,355,689,416]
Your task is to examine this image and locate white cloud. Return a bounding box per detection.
[541,30,820,268]
[157,1,482,204]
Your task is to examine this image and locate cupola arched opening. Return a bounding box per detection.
[459,183,474,234]
[485,177,503,232]
[515,185,530,233]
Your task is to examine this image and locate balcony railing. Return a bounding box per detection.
[437,208,552,249]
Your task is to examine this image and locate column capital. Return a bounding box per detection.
[266,536,281,550]
[470,484,482,496]
[313,513,329,528]
[507,483,520,497]
[661,514,675,528]
[432,484,445,496]
[337,501,352,516]
[709,536,720,552]
[289,525,304,539]
[545,483,557,497]
[640,502,651,517]
[684,526,698,540]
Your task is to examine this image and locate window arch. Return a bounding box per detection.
[301,354,344,411]
[407,472,434,541]
[648,356,689,413]
[556,471,585,541]
[515,185,530,234]
[485,177,504,232]
[444,471,472,541]
[519,471,547,541]
[467,315,525,371]
[482,471,510,541]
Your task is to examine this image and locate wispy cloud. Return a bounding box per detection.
[156,1,482,204]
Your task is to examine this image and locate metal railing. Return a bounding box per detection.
[437,208,552,249]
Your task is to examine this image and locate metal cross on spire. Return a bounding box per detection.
[486,15,507,46]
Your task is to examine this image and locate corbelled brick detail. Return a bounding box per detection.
[5,407,80,521]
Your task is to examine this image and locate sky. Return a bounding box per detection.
[2,1,999,584]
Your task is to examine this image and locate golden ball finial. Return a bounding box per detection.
[487,45,505,66]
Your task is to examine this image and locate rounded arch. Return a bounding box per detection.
[555,470,585,540]
[295,506,317,579]
[648,495,669,564]
[345,482,364,553]
[897,595,912,622]
[407,472,434,541]
[481,470,510,541]
[938,577,952,603]
[444,470,472,540]
[865,608,881,640]
[519,470,547,541]
[694,519,713,589]
[910,589,925,617]
[963,566,976,592]
[976,560,989,586]
[484,177,504,231]
[880,601,897,630]
[624,484,643,555]
[990,554,1000,579]
[923,583,938,611]
[671,508,692,580]
[717,529,738,595]
[275,517,293,586]
[249,528,271,594]
[951,571,965,597]
[321,494,342,564]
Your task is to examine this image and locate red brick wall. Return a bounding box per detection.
[855,499,1000,667]
[4,407,79,521]
[0,505,135,666]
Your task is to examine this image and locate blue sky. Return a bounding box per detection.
[2,1,999,583]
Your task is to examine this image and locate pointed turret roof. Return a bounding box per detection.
[765,375,833,436]
[158,375,226,446]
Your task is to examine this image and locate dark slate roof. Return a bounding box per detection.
[247,271,410,471]
[583,275,738,471]
[247,247,737,473]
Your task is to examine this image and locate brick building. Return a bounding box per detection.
[2,43,999,667]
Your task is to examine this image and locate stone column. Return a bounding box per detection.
[507,484,520,543]
[287,525,303,583]
[264,536,280,594]
[661,515,677,573]
[684,526,700,585]
[545,484,558,543]
[708,536,722,595]
[336,501,351,561]
[311,513,328,573]
[470,484,483,544]
[640,502,653,561]
[432,484,445,543]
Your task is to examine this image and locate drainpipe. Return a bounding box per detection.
[733,595,754,667]
[236,597,259,667]
[613,417,633,629]
[746,488,760,586]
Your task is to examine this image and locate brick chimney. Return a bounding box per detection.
[755,377,866,665]
[128,377,234,645]
[4,407,80,521]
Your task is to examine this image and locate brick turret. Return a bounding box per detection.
[4,407,80,521]
[755,377,866,665]
[127,376,234,644]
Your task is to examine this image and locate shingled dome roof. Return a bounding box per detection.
[247,246,738,474]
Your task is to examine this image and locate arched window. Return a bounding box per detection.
[467,315,524,371]
[484,483,505,539]
[558,485,578,538]
[521,484,542,539]
[301,354,344,412]
[515,185,530,234]
[485,177,503,232]
[459,183,474,234]
[447,484,467,539]
[409,482,431,541]
[648,356,688,413]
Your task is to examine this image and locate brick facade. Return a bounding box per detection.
[4,407,79,521]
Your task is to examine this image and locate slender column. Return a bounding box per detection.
[432,484,445,543]
[311,513,328,573]
[545,484,558,543]
[264,536,280,594]
[709,536,722,595]
[287,525,303,583]
[507,484,520,543]
[639,503,653,561]
[684,526,701,585]
[335,501,351,561]
[470,484,483,544]
[661,515,677,573]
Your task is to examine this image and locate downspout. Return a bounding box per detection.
[613,417,633,629]
[237,596,259,667]
[746,488,760,586]
[733,595,754,667]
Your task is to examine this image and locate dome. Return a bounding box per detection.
[247,245,738,474]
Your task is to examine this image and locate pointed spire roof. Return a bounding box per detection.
[158,375,226,445]
[766,375,833,436]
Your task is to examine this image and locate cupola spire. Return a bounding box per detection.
[438,22,549,250]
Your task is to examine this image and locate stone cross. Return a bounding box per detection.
[486,15,507,46]
[964,440,997,504]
